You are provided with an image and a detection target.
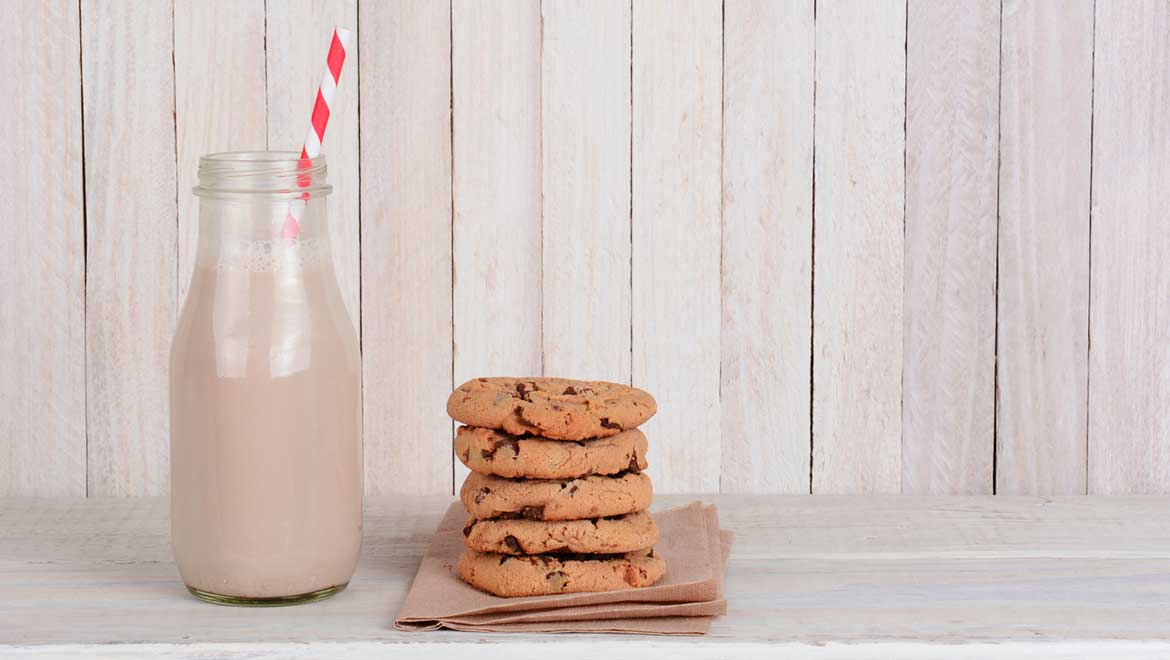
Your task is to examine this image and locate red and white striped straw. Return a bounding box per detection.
[280,26,352,240]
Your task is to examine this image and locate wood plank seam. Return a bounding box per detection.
[79,0,91,498]
[900,0,907,496]
[810,0,817,496]
[629,0,634,389]
[992,0,1004,495]
[717,0,724,493]
[1083,0,1096,494]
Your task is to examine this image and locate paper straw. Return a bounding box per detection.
[280,26,352,240]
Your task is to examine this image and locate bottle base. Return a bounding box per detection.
[186,582,348,607]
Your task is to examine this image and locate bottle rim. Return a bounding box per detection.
[194,150,333,199]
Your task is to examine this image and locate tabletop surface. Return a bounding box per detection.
[2,494,1170,659]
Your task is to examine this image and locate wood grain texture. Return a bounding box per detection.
[632,0,722,493]
[902,0,999,495]
[451,1,543,488]
[812,0,906,494]
[174,0,267,305]
[81,0,178,496]
[721,0,814,493]
[0,1,86,496]
[360,1,453,495]
[4,496,1170,657]
[996,0,1093,495]
[265,0,360,325]
[540,0,631,382]
[1088,0,1170,494]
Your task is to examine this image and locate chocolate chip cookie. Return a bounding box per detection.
[457,547,666,597]
[446,377,657,440]
[454,426,649,479]
[460,471,653,521]
[463,510,659,555]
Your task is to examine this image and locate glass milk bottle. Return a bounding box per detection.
[170,152,362,606]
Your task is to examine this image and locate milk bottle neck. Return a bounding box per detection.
[191,151,334,266]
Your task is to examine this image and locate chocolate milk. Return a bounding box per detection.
[170,235,361,602]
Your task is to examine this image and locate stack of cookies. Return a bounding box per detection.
[447,377,664,598]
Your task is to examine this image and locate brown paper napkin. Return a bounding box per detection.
[395,501,731,634]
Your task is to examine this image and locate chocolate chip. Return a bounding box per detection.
[545,570,570,591]
[647,549,655,558]
[627,452,641,474]
[568,485,579,496]
[474,487,491,504]
[477,378,488,382]
[513,405,524,416]
[562,386,578,395]
[516,382,528,399]
[482,436,520,462]
[600,418,620,429]
[520,505,544,520]
[551,404,563,411]
[504,535,522,553]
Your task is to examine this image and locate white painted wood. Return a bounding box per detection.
[359,1,454,495]
[266,0,360,326]
[720,0,814,494]
[812,0,906,494]
[173,0,268,306]
[0,1,86,496]
[1088,0,1170,494]
[451,1,543,488]
[3,495,1170,657]
[9,0,1170,499]
[996,0,1093,495]
[902,0,999,495]
[540,0,631,383]
[632,0,722,493]
[81,0,177,497]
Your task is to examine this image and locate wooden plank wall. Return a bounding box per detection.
[902,0,999,495]
[1,0,86,496]
[996,0,1094,495]
[812,0,906,494]
[3,0,1169,497]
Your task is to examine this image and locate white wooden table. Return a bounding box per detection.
[2,495,1169,659]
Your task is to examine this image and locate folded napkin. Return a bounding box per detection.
[395,501,731,635]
